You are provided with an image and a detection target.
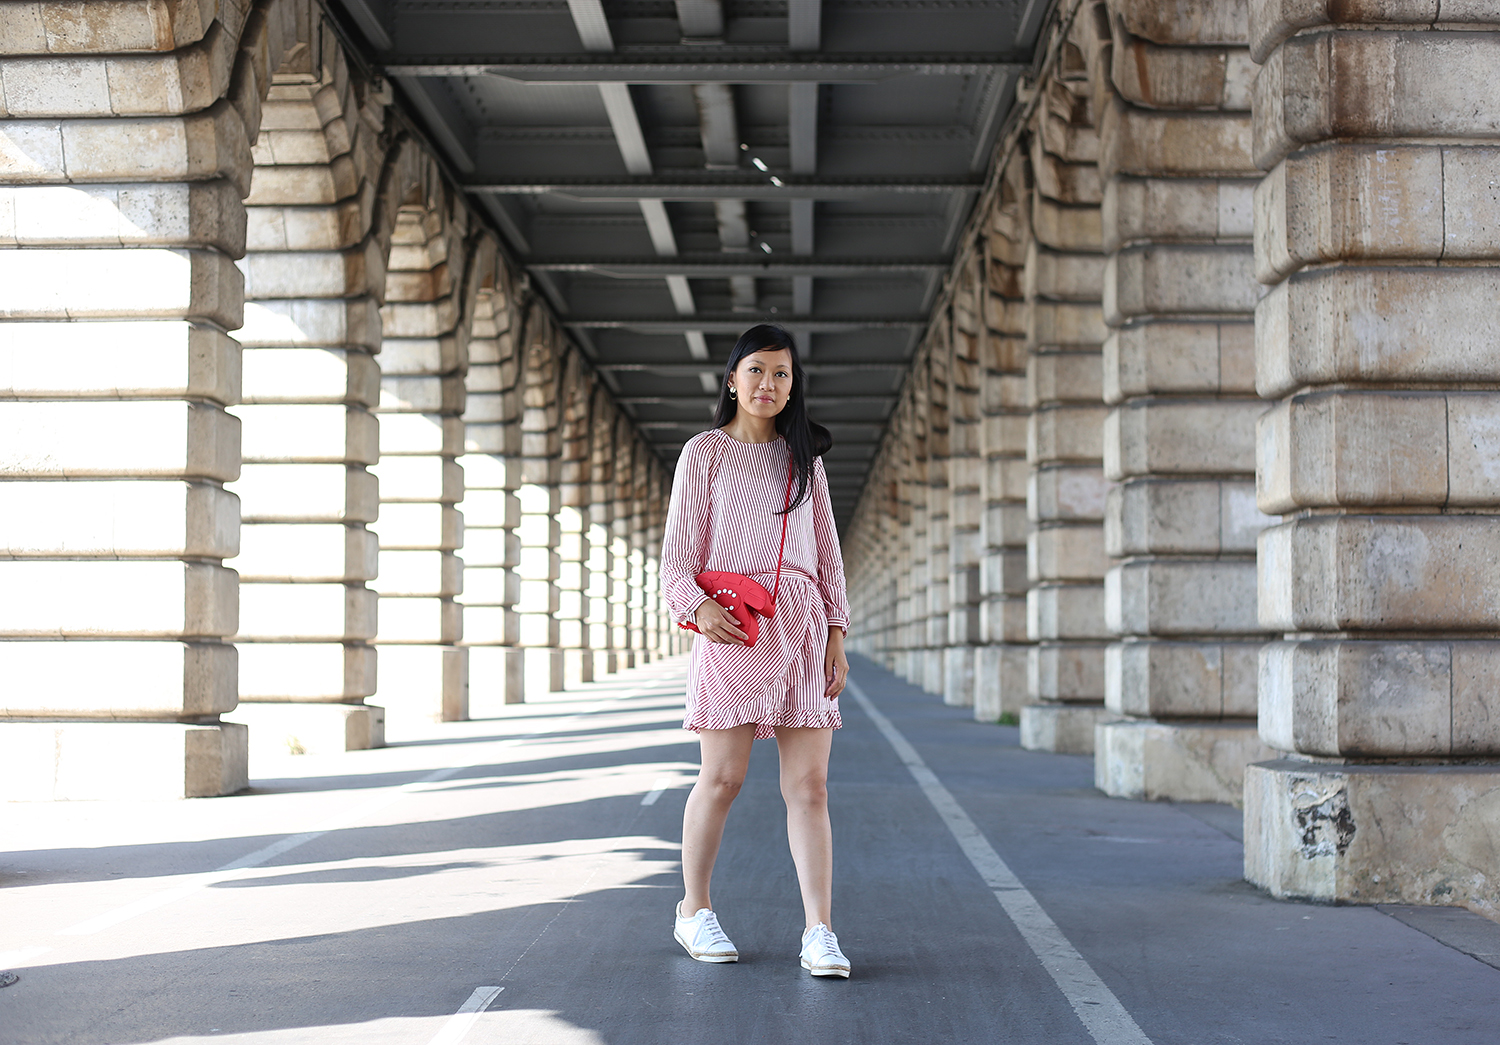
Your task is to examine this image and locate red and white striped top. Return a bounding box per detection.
[661,428,851,738]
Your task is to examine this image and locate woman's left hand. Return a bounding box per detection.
[824,627,849,699]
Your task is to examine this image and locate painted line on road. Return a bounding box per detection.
[428,986,504,1045]
[640,776,675,805]
[846,678,1154,1045]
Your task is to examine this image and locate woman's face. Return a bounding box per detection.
[728,348,793,419]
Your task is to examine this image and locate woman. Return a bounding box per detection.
[659,324,853,978]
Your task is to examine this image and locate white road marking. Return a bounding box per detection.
[428,986,504,1045]
[640,776,675,805]
[847,677,1154,1045]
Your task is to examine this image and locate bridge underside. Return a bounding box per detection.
[2,0,1500,932]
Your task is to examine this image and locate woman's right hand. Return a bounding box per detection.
[695,597,749,645]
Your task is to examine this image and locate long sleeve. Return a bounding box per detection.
[811,456,851,632]
[660,434,716,624]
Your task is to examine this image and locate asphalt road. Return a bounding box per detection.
[3,654,1499,1044]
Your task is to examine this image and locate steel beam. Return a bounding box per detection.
[676,0,724,39]
[384,55,1028,82]
[467,177,978,199]
[694,84,740,169]
[566,316,923,332]
[789,0,821,51]
[528,257,946,276]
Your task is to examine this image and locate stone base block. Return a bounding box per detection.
[1245,760,1500,919]
[564,648,595,688]
[1020,702,1111,754]
[226,701,384,758]
[975,644,1028,723]
[1095,718,1275,804]
[524,647,564,698]
[922,650,944,696]
[0,720,247,800]
[943,646,975,707]
[468,645,524,713]
[377,645,468,733]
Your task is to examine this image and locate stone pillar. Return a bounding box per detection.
[370,198,468,731]
[897,408,922,679]
[1020,67,1114,754]
[871,409,911,676]
[892,398,922,684]
[0,0,316,797]
[229,38,387,758]
[872,454,906,668]
[1245,5,1500,914]
[587,389,620,675]
[643,465,669,658]
[944,260,984,707]
[518,309,563,694]
[608,414,635,668]
[845,414,905,667]
[459,270,524,709]
[975,158,1034,723]
[1090,1,1276,802]
[557,354,593,685]
[627,443,652,661]
[924,351,951,695]
[873,415,899,671]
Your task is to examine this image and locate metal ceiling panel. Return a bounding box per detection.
[329,0,1043,528]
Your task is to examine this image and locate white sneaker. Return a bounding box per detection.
[799,922,850,978]
[674,904,739,963]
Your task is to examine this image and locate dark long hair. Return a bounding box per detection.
[712,324,832,514]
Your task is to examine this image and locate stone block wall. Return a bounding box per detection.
[942,256,984,708]
[1244,2,1500,917]
[0,0,678,797]
[974,158,1033,723]
[1090,0,1278,802]
[843,0,1500,917]
[372,197,469,731]
[0,0,299,798]
[459,272,525,710]
[229,47,387,758]
[1017,22,1114,754]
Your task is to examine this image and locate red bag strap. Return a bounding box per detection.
[770,460,795,611]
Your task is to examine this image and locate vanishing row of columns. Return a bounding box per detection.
[0,1,682,800]
[847,0,1500,918]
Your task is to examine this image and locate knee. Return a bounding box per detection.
[782,771,828,809]
[696,772,744,806]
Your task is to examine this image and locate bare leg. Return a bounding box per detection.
[774,726,835,929]
[680,723,756,915]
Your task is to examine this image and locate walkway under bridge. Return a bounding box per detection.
[4,656,1498,1044]
[6,0,1500,1018]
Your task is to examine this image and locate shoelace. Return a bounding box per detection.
[805,924,840,955]
[697,912,731,947]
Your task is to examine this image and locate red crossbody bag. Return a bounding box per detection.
[678,463,795,648]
